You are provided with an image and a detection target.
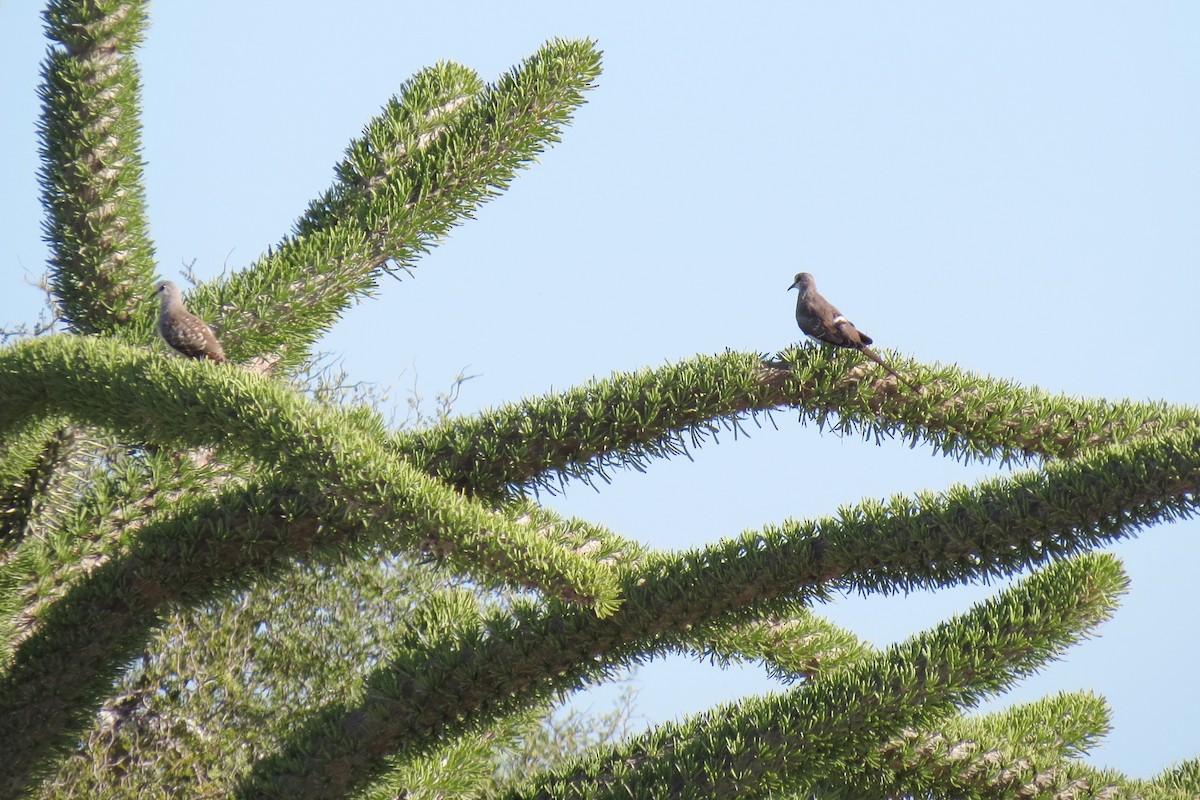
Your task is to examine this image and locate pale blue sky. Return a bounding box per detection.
[2,2,1198,779]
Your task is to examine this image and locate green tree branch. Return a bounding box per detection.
[39,0,157,332]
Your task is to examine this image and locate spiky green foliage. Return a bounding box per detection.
[130,38,604,371]
[502,555,1125,800]
[811,691,1115,799]
[39,0,157,331]
[2,3,1197,799]
[400,348,1200,500]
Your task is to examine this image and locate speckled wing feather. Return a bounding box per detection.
[155,281,226,362]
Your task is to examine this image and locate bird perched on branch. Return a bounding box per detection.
[789,272,915,389]
[154,280,227,363]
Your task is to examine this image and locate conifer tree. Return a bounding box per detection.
[3,3,1199,798]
